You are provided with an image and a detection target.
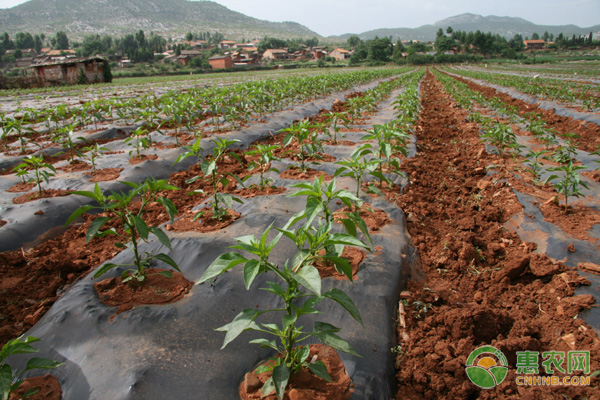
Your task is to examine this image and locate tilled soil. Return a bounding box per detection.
[392,70,599,399]
[445,70,600,153]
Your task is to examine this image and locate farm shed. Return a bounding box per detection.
[29,56,108,86]
[329,48,351,61]
[262,49,290,61]
[524,39,546,50]
[208,54,233,69]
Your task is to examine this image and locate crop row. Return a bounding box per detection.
[1,69,425,399]
[0,68,416,158]
[445,67,600,111]
[434,69,593,211]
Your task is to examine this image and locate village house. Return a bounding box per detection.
[262,49,290,61]
[29,56,108,86]
[46,49,77,58]
[218,40,237,50]
[208,54,233,69]
[524,39,546,50]
[329,48,351,61]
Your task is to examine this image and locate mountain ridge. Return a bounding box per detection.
[334,13,600,41]
[0,0,319,40]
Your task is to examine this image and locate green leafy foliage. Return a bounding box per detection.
[545,161,589,213]
[11,155,56,196]
[67,178,180,283]
[1,336,63,400]
[197,177,370,399]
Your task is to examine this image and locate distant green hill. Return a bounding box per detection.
[0,0,319,40]
[334,13,600,42]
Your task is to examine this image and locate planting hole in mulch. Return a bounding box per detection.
[322,140,356,146]
[334,203,392,232]
[128,154,158,165]
[539,200,600,242]
[0,220,6,228]
[88,168,123,182]
[581,170,600,182]
[12,189,72,204]
[7,182,36,193]
[239,344,353,400]
[8,374,62,400]
[94,268,192,314]
[57,160,90,172]
[232,185,287,198]
[168,207,241,233]
[314,247,366,280]
[280,167,333,181]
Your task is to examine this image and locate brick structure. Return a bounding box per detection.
[29,56,108,86]
[208,55,233,69]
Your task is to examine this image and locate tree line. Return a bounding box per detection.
[346,27,598,65]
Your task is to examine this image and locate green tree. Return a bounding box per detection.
[367,36,393,62]
[509,34,524,51]
[81,34,107,57]
[305,36,319,47]
[435,34,455,52]
[15,32,34,49]
[33,34,43,52]
[446,26,453,34]
[185,32,193,41]
[54,31,69,49]
[392,40,406,64]
[531,32,540,40]
[258,37,287,53]
[347,35,361,49]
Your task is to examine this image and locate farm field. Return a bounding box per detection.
[0,63,599,399]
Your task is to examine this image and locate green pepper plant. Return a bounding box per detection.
[197,178,370,399]
[176,137,244,221]
[67,178,181,284]
[545,161,589,213]
[245,144,281,190]
[11,155,56,196]
[1,336,63,400]
[282,120,323,173]
[82,142,109,174]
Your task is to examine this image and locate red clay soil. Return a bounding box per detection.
[314,247,366,280]
[240,344,353,400]
[392,70,599,399]
[8,374,62,400]
[539,201,600,242]
[445,70,600,153]
[168,207,241,233]
[0,213,123,346]
[7,182,36,193]
[334,203,392,233]
[94,268,192,314]
[56,160,90,173]
[12,189,72,204]
[128,154,159,164]
[89,168,123,182]
[231,185,287,198]
[280,167,333,181]
[322,140,356,147]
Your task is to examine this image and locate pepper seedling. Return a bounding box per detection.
[67,178,181,283]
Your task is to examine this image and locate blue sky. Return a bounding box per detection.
[0,0,598,36]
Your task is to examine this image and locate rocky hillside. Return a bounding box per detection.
[337,13,600,41]
[0,0,319,40]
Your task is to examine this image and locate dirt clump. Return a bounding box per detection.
[240,344,353,400]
